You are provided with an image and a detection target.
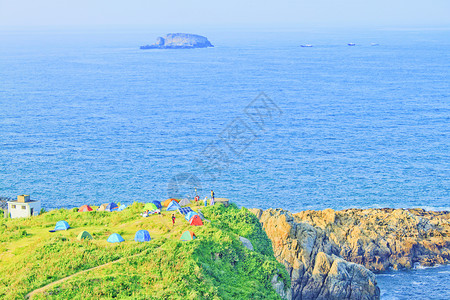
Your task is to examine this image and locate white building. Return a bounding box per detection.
[7,195,41,218]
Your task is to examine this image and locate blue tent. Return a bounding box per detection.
[167,200,181,211]
[105,202,118,212]
[185,211,199,222]
[152,200,162,209]
[117,204,126,211]
[134,230,151,242]
[54,220,70,231]
[107,233,125,243]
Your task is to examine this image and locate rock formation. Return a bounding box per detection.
[140,33,213,49]
[250,208,450,300]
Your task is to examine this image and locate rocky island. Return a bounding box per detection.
[140,33,213,49]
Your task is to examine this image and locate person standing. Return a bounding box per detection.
[172,214,176,225]
[211,190,214,201]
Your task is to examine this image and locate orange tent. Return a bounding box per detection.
[78,205,93,212]
[163,198,179,207]
[180,230,196,241]
[189,215,203,226]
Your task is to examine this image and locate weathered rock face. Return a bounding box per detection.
[251,208,450,300]
[294,208,450,272]
[140,33,213,49]
[251,208,380,300]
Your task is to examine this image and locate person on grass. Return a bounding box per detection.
[172,214,176,225]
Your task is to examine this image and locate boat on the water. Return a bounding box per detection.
[301,44,313,47]
[348,43,356,46]
[371,43,379,46]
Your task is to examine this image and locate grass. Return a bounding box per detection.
[0,202,288,299]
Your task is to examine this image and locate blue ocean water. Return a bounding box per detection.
[377,264,450,300]
[0,28,448,211]
[0,28,449,297]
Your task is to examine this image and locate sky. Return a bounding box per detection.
[0,0,449,29]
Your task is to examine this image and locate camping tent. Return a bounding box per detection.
[189,215,203,226]
[180,230,196,241]
[152,200,162,209]
[134,230,151,242]
[78,205,93,212]
[54,220,70,231]
[167,200,181,211]
[107,233,125,243]
[117,204,126,211]
[77,231,93,240]
[178,198,191,206]
[185,211,199,222]
[144,203,158,211]
[105,202,118,212]
[97,203,109,211]
[163,198,179,207]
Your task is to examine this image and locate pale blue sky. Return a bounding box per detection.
[0,0,449,29]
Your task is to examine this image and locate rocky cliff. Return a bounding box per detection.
[140,33,213,49]
[250,208,450,300]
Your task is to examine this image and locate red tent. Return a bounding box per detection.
[189,215,203,226]
[78,205,93,212]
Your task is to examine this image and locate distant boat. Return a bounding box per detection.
[301,44,313,47]
[348,43,356,46]
[371,43,379,46]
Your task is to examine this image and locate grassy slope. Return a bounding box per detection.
[0,203,289,299]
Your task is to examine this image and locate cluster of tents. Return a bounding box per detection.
[78,203,126,212]
[50,220,197,243]
[62,198,208,243]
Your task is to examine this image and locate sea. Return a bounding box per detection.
[0,27,449,298]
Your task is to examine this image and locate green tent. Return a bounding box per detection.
[144,203,158,211]
[77,231,93,241]
[180,230,196,241]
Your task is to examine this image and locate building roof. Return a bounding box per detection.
[7,200,40,204]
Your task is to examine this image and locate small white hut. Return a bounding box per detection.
[7,195,41,218]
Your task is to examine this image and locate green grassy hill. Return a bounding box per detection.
[0,203,289,299]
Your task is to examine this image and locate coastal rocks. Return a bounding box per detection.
[140,33,213,49]
[250,208,450,300]
[272,274,292,300]
[250,208,380,300]
[294,208,450,272]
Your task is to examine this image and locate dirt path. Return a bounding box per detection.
[26,249,151,299]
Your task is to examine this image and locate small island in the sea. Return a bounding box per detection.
[140,33,214,49]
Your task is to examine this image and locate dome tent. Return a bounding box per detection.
[134,230,151,242]
[105,202,118,212]
[78,205,93,212]
[178,198,191,206]
[189,215,203,226]
[152,200,162,209]
[144,203,158,211]
[167,200,181,211]
[54,220,70,231]
[163,198,179,207]
[185,211,199,222]
[97,203,109,211]
[180,230,196,241]
[77,231,93,240]
[117,204,126,211]
[107,233,125,243]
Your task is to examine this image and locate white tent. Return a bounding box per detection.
[178,198,191,206]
